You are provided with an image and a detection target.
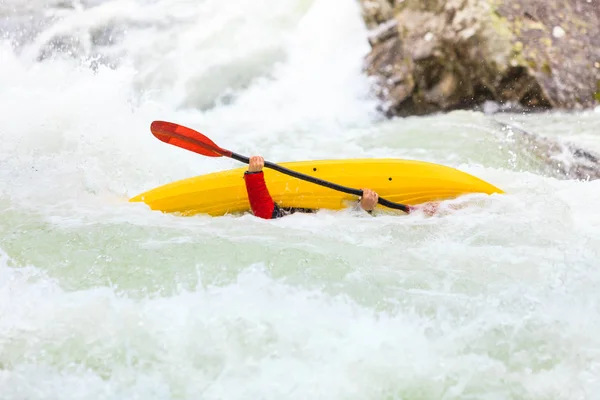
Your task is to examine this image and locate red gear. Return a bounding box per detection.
[243,171,276,219]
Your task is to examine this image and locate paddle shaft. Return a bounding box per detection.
[228,151,411,213]
[150,121,412,213]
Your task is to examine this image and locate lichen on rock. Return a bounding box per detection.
[360,0,600,116]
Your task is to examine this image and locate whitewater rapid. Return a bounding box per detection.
[2,0,600,399]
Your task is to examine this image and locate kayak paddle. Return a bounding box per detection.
[150,120,413,213]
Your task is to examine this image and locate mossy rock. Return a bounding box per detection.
[360,0,600,116]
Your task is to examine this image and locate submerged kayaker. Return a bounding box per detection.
[243,155,379,219]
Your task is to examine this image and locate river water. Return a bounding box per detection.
[2,0,600,399]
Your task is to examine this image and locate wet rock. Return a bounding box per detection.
[495,120,600,181]
[360,0,600,116]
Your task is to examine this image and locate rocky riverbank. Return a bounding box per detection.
[359,0,600,117]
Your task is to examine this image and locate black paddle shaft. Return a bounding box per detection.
[230,152,411,213]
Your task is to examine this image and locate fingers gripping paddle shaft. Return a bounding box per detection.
[261,161,411,212]
[150,121,412,213]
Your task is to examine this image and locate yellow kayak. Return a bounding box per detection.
[129,158,503,216]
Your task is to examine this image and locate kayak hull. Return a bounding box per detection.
[129,158,503,216]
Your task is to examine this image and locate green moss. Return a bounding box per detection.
[508,43,528,69]
[510,19,521,35]
[527,59,537,70]
[489,8,514,40]
[514,41,524,53]
[541,37,553,47]
[541,63,552,75]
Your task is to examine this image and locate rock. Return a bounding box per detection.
[360,0,600,116]
[495,120,600,181]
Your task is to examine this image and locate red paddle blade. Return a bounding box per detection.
[150,121,231,158]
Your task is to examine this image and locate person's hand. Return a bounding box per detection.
[360,189,379,211]
[248,156,264,173]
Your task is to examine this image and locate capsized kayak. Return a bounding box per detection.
[129,158,503,216]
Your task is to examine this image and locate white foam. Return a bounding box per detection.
[0,0,380,209]
[2,0,600,398]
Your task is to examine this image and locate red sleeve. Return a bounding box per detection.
[243,171,275,219]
